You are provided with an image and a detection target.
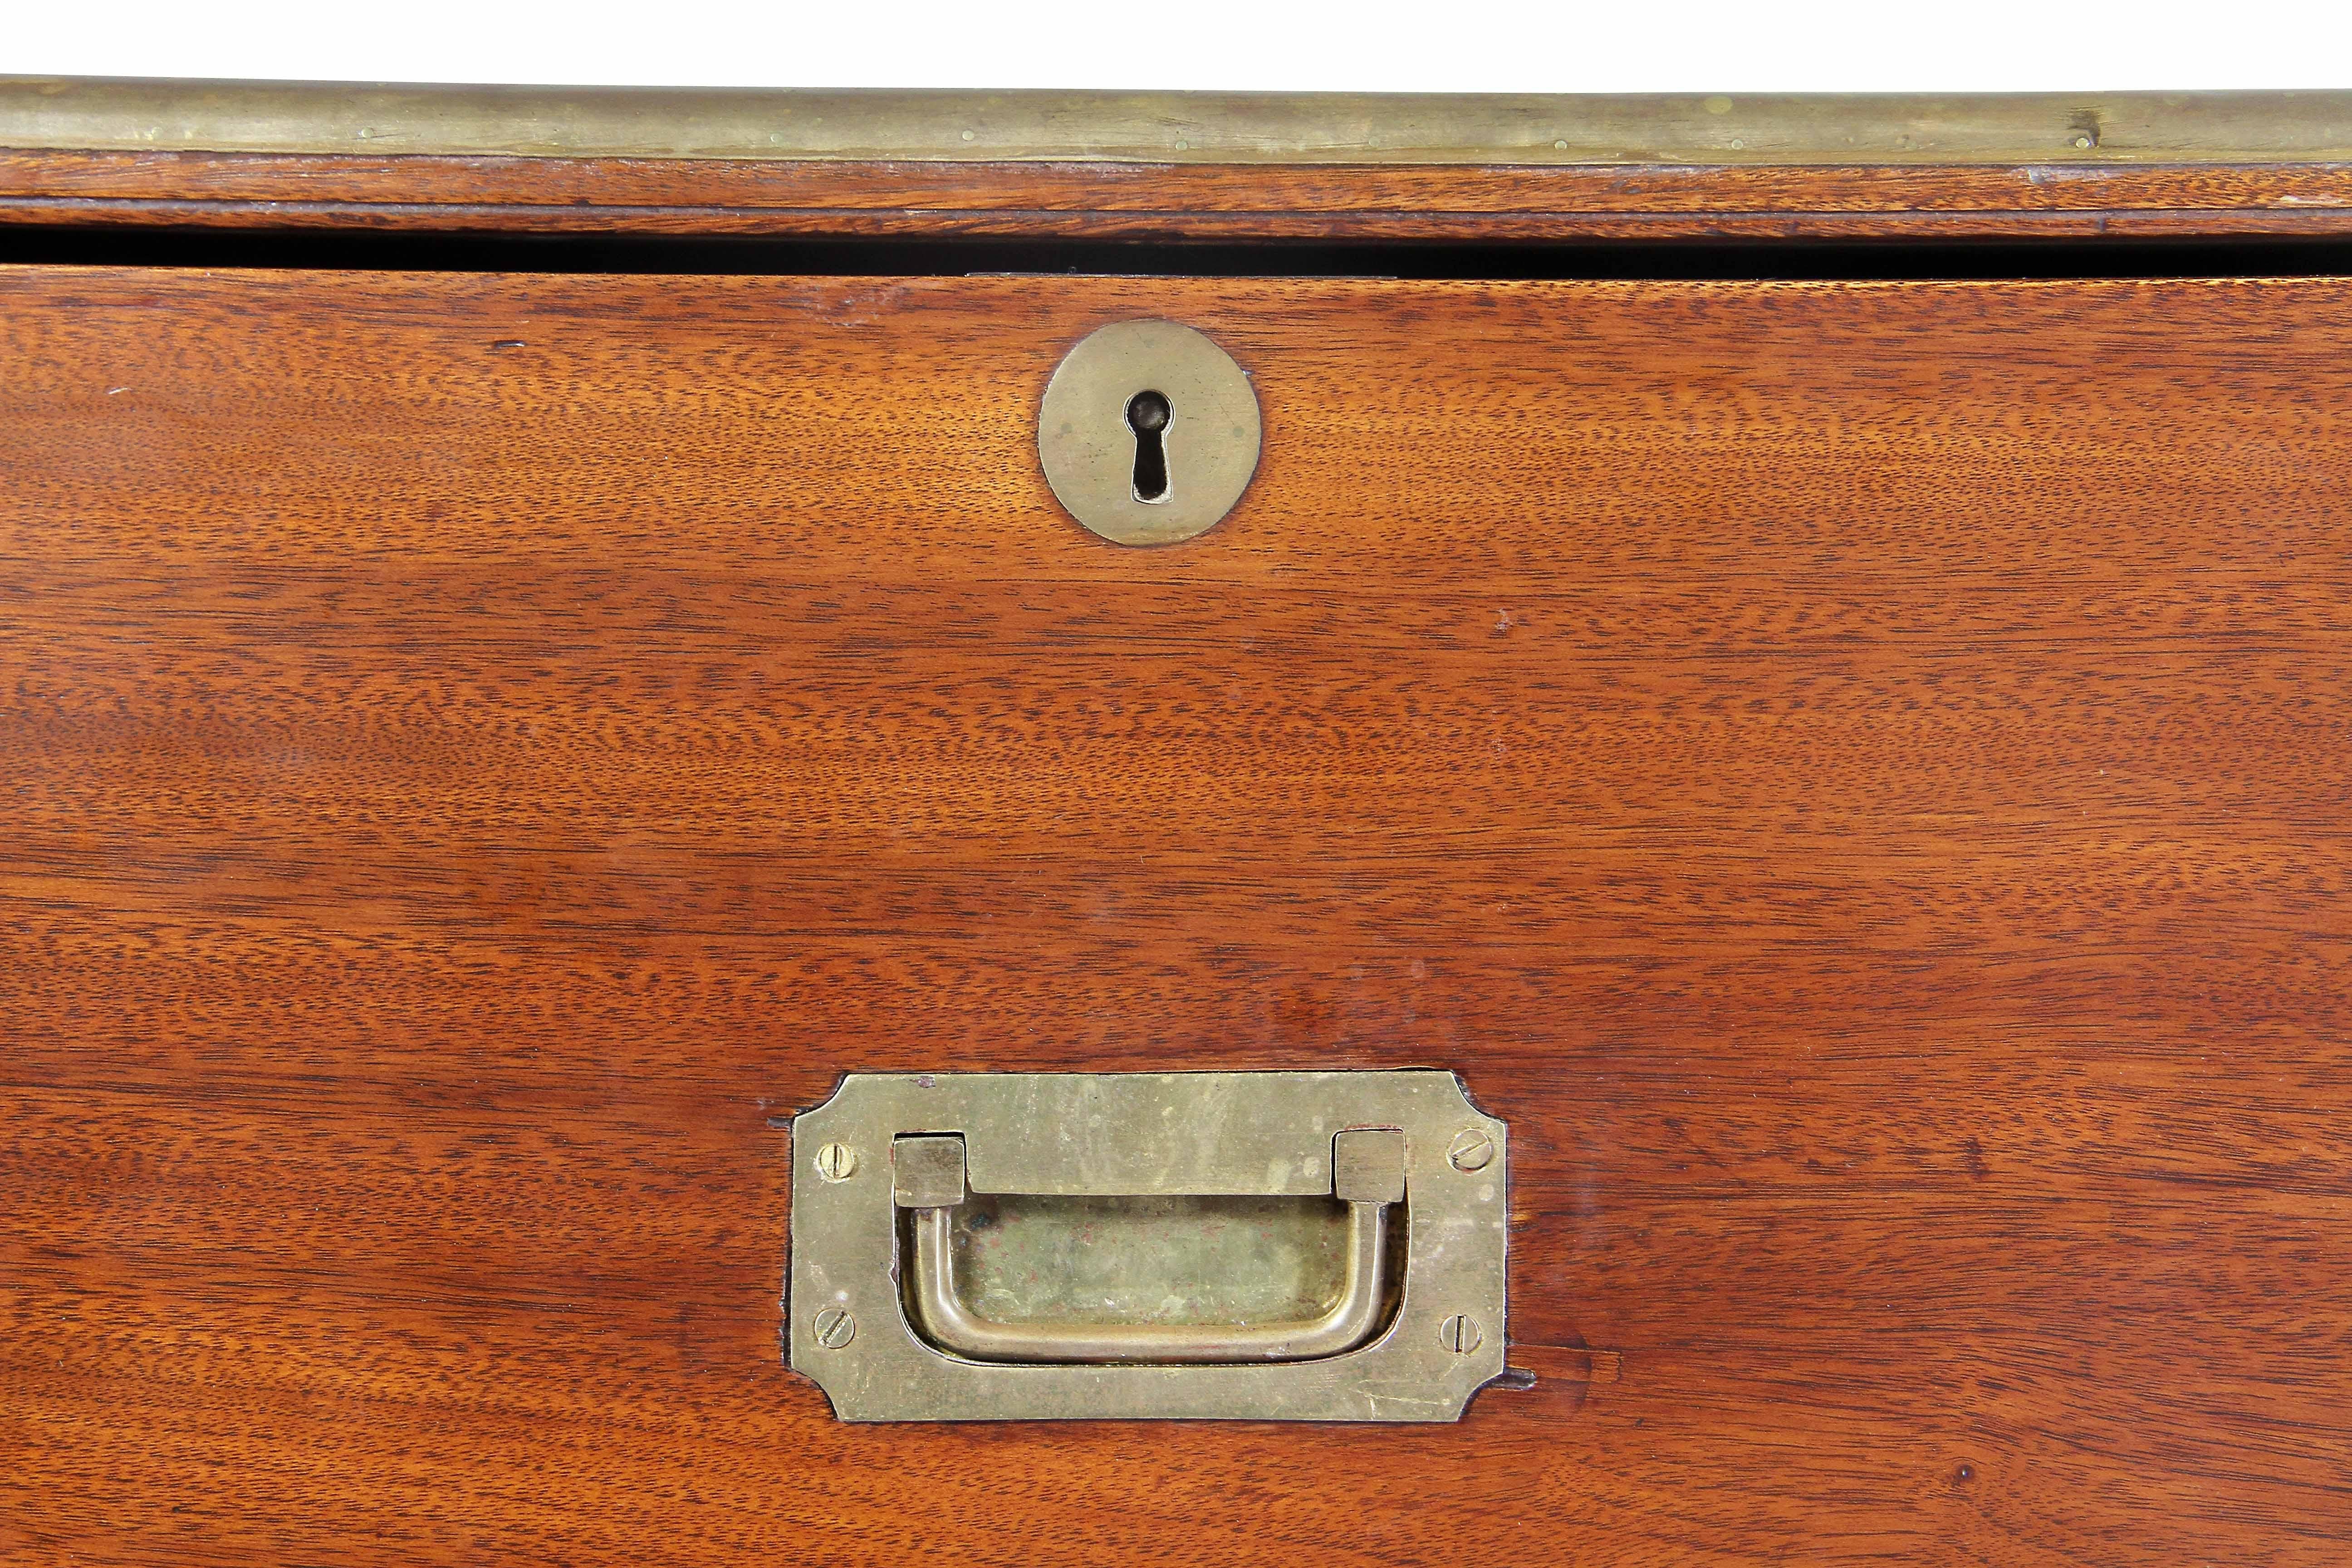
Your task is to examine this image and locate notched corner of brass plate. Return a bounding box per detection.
[784,1070,1507,1422]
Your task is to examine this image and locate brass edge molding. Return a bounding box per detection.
[4,78,2352,167]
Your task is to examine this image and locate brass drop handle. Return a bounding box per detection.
[793,1071,1504,1421]
[892,1129,1406,1366]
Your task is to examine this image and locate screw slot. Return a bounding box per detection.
[1447,1129,1496,1172]
[813,1307,857,1348]
[1439,1314,1483,1355]
[1126,389,1172,504]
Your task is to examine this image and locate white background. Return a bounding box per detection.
[7,1,2351,91]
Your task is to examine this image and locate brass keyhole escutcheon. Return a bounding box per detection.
[1038,321,1261,547]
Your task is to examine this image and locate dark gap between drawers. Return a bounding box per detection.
[3,229,2352,280]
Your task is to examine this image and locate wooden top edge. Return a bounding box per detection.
[4,78,2352,167]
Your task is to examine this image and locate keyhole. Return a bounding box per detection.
[1126,389,1171,504]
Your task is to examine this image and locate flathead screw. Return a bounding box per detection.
[813,1142,858,1182]
[1448,1129,1496,1172]
[813,1307,857,1348]
[1440,1314,1484,1355]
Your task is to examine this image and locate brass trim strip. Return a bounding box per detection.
[4,78,2351,167]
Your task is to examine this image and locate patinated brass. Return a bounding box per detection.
[3,78,2350,166]
[946,1194,1354,1328]
[1038,321,1261,549]
[895,1130,1402,1365]
[890,1133,968,1209]
[788,1071,1508,1422]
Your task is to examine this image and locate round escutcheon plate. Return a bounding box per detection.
[1037,320,1262,547]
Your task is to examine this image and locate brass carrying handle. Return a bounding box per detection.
[892,1129,1406,1365]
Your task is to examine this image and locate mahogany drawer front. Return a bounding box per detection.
[4,265,2348,1564]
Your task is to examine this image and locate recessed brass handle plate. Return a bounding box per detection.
[786,1071,1508,1422]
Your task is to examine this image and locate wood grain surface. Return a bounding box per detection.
[2,266,2348,1564]
[3,149,2352,239]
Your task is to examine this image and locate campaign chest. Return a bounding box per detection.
[3,82,2350,1565]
